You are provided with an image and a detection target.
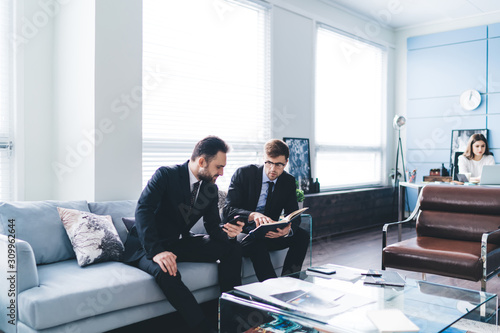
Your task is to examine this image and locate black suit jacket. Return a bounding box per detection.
[128,160,228,261]
[223,164,299,233]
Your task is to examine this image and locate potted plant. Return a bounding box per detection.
[296,188,305,209]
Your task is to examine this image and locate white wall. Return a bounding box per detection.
[271,6,314,149]
[20,0,57,200]
[52,0,95,200]
[94,0,142,201]
[17,0,396,201]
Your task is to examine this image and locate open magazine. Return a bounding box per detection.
[234,277,374,319]
[243,207,308,240]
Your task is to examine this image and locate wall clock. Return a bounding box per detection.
[459,89,481,111]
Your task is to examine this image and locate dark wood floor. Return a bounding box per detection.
[109,224,500,332]
[313,224,500,295]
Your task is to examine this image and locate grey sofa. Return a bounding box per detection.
[0,200,289,333]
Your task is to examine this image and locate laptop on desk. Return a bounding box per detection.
[480,165,500,186]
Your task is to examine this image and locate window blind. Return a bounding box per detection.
[142,0,270,191]
[315,25,387,189]
[0,0,13,200]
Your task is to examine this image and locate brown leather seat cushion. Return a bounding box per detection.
[383,236,500,281]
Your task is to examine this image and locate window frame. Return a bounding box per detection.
[314,23,388,191]
[0,0,14,201]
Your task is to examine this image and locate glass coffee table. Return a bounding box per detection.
[219,265,498,333]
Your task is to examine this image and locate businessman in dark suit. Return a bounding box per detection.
[123,136,244,333]
[223,139,309,282]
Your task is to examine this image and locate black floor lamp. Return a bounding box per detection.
[392,115,408,219]
[393,115,407,186]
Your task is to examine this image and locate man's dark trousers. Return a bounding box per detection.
[127,234,242,325]
[241,227,309,281]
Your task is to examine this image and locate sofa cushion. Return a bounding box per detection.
[88,200,137,243]
[0,200,89,264]
[58,208,125,267]
[122,217,135,231]
[18,260,219,330]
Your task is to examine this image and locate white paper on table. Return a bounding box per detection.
[367,309,419,333]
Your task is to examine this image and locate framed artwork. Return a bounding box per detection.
[450,129,488,166]
[283,137,311,192]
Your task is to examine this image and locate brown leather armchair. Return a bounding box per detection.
[382,184,500,291]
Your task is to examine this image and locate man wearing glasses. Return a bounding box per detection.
[223,139,309,281]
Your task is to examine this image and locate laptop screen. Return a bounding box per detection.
[480,165,500,185]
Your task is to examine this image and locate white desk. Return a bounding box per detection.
[398,182,425,221]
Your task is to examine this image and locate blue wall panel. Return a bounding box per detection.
[408,26,486,50]
[489,94,500,114]
[405,186,419,213]
[407,96,486,118]
[406,116,487,151]
[490,149,500,161]
[407,162,443,182]
[487,114,500,149]
[407,148,450,164]
[489,23,500,38]
[408,40,487,99]
[407,24,500,184]
[488,38,500,93]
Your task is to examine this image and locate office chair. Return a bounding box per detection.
[451,151,463,181]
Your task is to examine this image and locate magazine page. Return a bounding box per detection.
[234,277,374,318]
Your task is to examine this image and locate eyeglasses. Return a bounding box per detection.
[264,161,285,169]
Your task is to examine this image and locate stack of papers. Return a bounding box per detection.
[364,270,406,287]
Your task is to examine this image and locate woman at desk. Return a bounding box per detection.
[458,134,495,182]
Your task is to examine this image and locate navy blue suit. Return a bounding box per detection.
[223,164,309,281]
[123,161,241,328]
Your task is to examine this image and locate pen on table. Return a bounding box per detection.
[361,273,382,277]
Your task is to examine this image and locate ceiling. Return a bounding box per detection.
[319,0,500,30]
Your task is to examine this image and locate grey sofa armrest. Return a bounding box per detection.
[0,234,39,293]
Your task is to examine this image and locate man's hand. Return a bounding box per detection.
[223,221,245,238]
[266,224,291,238]
[153,251,178,276]
[249,212,274,227]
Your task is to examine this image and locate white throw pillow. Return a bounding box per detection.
[57,207,124,267]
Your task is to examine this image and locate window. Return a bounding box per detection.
[0,0,13,200]
[142,0,270,191]
[315,24,387,190]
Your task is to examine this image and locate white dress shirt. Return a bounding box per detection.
[458,154,495,178]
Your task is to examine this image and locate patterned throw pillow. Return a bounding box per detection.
[57,207,124,267]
